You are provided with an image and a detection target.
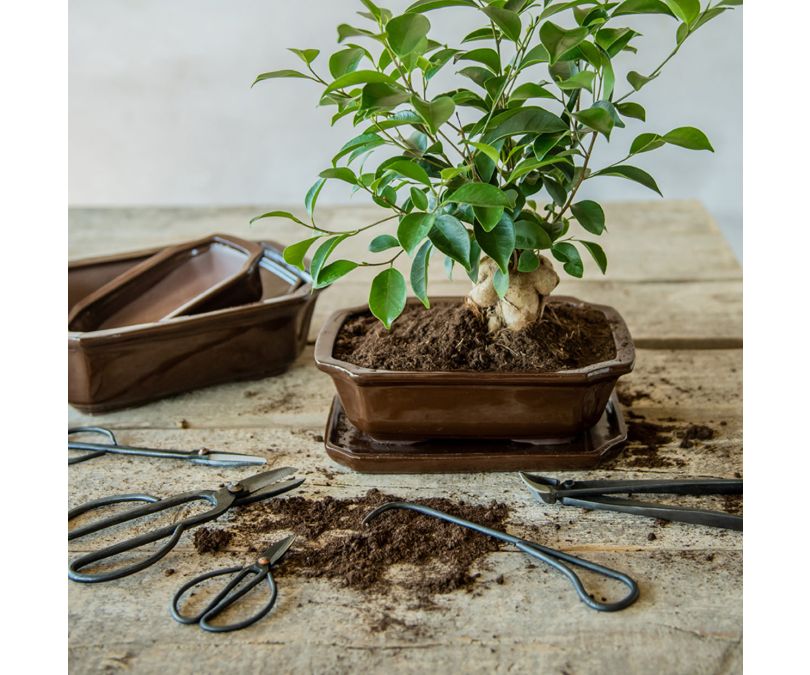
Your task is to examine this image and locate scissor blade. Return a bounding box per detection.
[519,472,560,502]
[192,451,267,467]
[238,477,305,506]
[258,534,296,566]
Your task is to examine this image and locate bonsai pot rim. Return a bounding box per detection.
[314,295,635,385]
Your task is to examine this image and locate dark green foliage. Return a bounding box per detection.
[255,0,739,327]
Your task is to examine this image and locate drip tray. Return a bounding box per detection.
[324,392,627,473]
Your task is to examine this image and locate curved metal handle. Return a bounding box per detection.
[171,566,278,633]
[515,541,639,612]
[68,426,117,465]
[68,490,225,583]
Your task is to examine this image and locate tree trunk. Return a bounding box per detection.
[467,255,560,332]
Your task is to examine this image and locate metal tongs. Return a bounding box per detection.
[69,426,266,467]
[520,473,743,531]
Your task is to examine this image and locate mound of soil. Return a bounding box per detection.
[219,489,510,599]
[333,301,616,372]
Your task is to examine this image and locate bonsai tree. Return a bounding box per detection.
[254,0,739,330]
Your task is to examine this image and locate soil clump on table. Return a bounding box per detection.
[216,489,509,600]
[334,301,616,372]
[192,527,232,554]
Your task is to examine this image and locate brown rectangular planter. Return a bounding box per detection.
[315,296,635,441]
[69,240,318,413]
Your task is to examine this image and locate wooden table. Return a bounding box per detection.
[68,201,742,674]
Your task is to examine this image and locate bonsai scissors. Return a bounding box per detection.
[363,501,639,612]
[68,467,303,583]
[171,535,296,633]
[68,426,266,467]
[520,473,743,531]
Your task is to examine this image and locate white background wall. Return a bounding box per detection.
[69,0,742,257]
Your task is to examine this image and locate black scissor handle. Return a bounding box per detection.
[171,565,278,633]
[515,540,639,612]
[68,426,117,465]
[68,489,229,583]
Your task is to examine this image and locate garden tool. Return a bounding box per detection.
[171,535,296,633]
[363,501,639,612]
[520,473,743,531]
[67,467,303,583]
[69,426,266,467]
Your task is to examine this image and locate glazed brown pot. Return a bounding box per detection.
[314,296,635,441]
[69,241,318,412]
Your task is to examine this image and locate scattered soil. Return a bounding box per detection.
[678,424,716,449]
[192,527,232,554]
[333,301,616,372]
[218,489,509,600]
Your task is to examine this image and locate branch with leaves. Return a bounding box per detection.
[254,0,740,328]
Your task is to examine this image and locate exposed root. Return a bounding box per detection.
[468,255,560,332]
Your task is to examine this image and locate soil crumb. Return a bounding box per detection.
[222,489,509,599]
[678,424,716,448]
[193,527,232,554]
[333,301,617,372]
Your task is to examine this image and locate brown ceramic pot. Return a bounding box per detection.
[314,296,635,441]
[69,241,317,412]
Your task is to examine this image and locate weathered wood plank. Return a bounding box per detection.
[68,200,741,282]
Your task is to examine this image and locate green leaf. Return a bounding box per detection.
[369,234,401,252]
[252,70,312,86]
[282,236,321,271]
[324,70,394,95]
[474,206,505,232]
[580,240,607,273]
[482,6,522,42]
[575,105,614,138]
[314,260,359,289]
[332,133,385,164]
[361,82,409,109]
[369,268,407,329]
[337,24,377,43]
[630,132,666,154]
[595,28,639,56]
[515,220,552,249]
[484,106,567,142]
[467,237,482,282]
[386,13,431,55]
[249,210,306,226]
[493,268,509,298]
[329,47,366,78]
[468,141,501,165]
[474,215,515,274]
[552,242,584,278]
[594,164,662,196]
[385,159,432,186]
[615,101,646,121]
[508,82,554,103]
[406,0,476,13]
[412,95,456,133]
[319,167,357,184]
[445,182,513,208]
[288,48,320,65]
[310,234,350,282]
[458,66,495,88]
[539,22,588,64]
[570,200,605,235]
[521,44,550,67]
[410,187,429,210]
[612,0,677,18]
[517,250,540,272]
[462,27,498,43]
[661,0,700,24]
[662,126,714,151]
[305,178,326,218]
[456,48,501,73]
[533,132,566,160]
[627,70,659,91]
[429,214,471,269]
[410,240,433,308]
[398,212,437,254]
[557,70,596,92]
[507,154,573,183]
